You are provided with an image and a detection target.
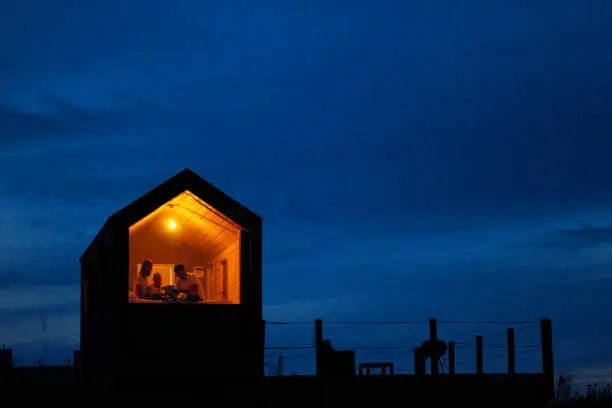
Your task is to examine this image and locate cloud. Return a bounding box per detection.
[530,225,612,250]
[264,245,324,265]
[0,268,80,289]
[0,284,79,311]
[510,225,612,262]
[0,98,122,151]
[0,283,80,364]
[572,366,612,386]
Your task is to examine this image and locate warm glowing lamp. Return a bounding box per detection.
[168,219,177,230]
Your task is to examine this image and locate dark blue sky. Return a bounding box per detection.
[1,1,611,381]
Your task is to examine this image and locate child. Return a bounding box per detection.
[149,273,167,300]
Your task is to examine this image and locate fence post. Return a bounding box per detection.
[0,348,11,375]
[429,318,439,375]
[448,341,455,375]
[414,348,425,375]
[262,319,267,376]
[315,319,323,376]
[540,318,554,401]
[476,335,484,374]
[507,328,516,375]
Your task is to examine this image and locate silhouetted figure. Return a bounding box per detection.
[420,339,447,373]
[149,273,169,300]
[174,264,202,301]
[135,259,153,298]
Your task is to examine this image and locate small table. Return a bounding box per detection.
[359,362,394,376]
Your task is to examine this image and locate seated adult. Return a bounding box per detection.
[134,259,153,299]
[174,264,203,301]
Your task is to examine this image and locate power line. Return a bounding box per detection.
[450,323,539,345]
[456,344,541,349]
[438,320,539,325]
[338,345,415,350]
[454,346,541,366]
[325,321,428,325]
[266,319,541,326]
[265,321,313,325]
[265,346,314,350]
[265,344,540,352]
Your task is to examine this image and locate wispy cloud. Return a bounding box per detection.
[529,225,612,250]
[0,98,119,149]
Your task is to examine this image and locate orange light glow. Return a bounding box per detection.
[167,219,177,230]
[128,190,242,304]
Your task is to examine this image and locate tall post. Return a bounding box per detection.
[277,353,284,376]
[448,341,455,375]
[540,318,554,401]
[414,348,425,375]
[261,319,267,376]
[0,348,12,375]
[315,319,323,376]
[429,318,439,375]
[507,328,516,375]
[476,335,484,375]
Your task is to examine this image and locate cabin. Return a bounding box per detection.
[79,169,264,383]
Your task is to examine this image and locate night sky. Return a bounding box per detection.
[1,1,611,381]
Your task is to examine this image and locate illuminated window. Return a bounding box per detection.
[128,191,241,304]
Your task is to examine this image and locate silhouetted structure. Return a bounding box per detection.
[312,318,555,404]
[359,362,394,376]
[79,169,263,384]
[0,348,11,375]
[315,319,356,376]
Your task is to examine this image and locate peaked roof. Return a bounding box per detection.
[81,168,261,263]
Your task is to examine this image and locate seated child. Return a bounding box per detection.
[149,273,168,300]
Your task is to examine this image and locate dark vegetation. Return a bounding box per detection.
[3,370,611,407]
[555,374,612,407]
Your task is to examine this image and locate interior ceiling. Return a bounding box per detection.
[129,190,241,259]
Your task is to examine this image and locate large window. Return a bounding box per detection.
[128,191,241,304]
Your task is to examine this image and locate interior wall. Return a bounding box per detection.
[129,222,216,291]
[209,240,240,303]
[128,219,240,299]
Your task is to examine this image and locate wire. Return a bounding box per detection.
[438,320,539,325]
[325,321,428,325]
[265,321,313,325]
[339,345,415,350]
[352,349,415,354]
[452,346,541,366]
[456,344,541,349]
[265,343,540,352]
[265,346,314,350]
[266,319,541,326]
[450,322,539,345]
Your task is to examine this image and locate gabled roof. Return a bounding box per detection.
[80,168,261,263]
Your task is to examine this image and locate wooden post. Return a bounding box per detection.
[414,348,425,375]
[540,318,554,400]
[0,348,12,374]
[507,328,516,375]
[315,319,323,376]
[476,335,484,374]
[261,319,267,376]
[448,341,455,375]
[429,318,439,375]
[277,352,284,376]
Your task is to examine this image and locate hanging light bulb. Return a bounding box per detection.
[168,219,177,231]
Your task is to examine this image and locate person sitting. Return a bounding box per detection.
[174,264,204,301]
[134,259,153,299]
[149,273,168,300]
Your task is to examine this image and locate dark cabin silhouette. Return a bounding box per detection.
[80,169,263,383]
